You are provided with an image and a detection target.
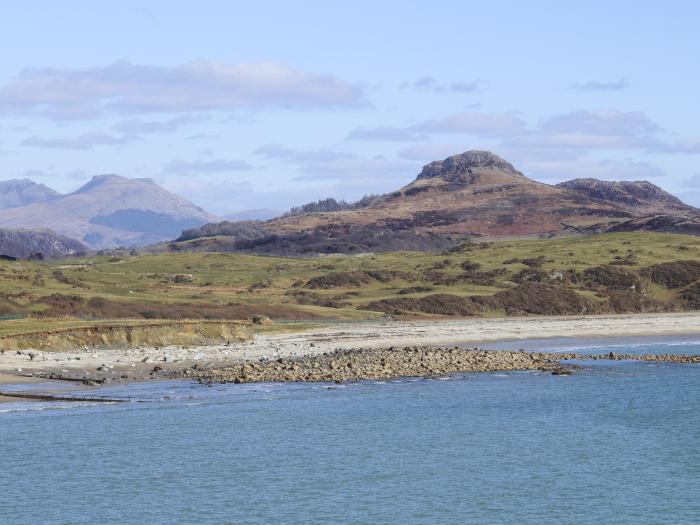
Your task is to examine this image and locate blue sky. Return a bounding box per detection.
[1,0,699,214]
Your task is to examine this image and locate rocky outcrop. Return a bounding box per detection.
[0,228,86,259]
[416,150,524,180]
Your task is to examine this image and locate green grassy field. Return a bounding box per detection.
[0,232,699,334]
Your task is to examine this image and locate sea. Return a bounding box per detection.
[1,336,699,525]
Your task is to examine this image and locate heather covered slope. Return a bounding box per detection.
[2,232,700,323]
[267,151,696,237]
[172,150,699,255]
[0,175,216,249]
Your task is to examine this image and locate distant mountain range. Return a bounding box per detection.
[171,150,700,255]
[2,150,698,258]
[0,175,217,249]
[0,179,60,208]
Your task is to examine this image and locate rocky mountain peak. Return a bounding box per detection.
[71,174,157,195]
[416,150,523,180]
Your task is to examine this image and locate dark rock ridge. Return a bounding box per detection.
[0,228,86,259]
[0,179,60,209]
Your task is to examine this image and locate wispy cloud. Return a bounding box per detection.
[0,60,368,120]
[401,77,483,93]
[571,79,630,91]
[523,158,665,181]
[681,173,700,188]
[255,143,410,182]
[255,144,354,164]
[164,158,254,176]
[111,114,199,135]
[651,137,700,154]
[21,131,131,150]
[345,126,421,142]
[410,111,526,138]
[503,110,664,151]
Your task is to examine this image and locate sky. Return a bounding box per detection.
[1,0,699,215]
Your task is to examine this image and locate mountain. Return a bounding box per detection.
[0,228,86,259]
[0,175,217,249]
[170,150,699,255]
[0,179,60,209]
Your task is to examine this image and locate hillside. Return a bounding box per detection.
[172,150,699,255]
[2,232,700,322]
[0,179,60,209]
[0,175,217,249]
[0,228,86,259]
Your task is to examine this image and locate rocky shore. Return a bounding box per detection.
[187,347,700,384]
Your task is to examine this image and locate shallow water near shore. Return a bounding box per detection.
[2,337,700,524]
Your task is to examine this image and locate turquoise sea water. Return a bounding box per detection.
[2,338,699,525]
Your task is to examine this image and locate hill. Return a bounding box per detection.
[0,175,217,249]
[172,150,699,255]
[0,179,60,209]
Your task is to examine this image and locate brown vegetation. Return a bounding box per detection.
[365,294,486,316]
[492,283,596,315]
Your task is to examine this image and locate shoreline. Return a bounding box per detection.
[2,312,700,397]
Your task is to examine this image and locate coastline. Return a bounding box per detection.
[2,312,700,396]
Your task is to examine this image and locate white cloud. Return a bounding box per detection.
[0,60,368,120]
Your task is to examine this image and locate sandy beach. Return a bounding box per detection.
[1,313,700,390]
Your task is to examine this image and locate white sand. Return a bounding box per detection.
[2,313,700,379]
